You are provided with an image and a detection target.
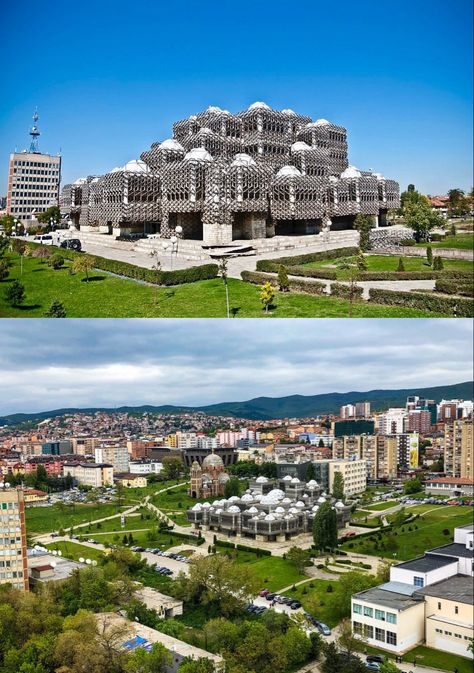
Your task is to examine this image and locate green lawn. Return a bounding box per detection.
[78,528,201,549]
[364,500,398,511]
[76,509,154,534]
[280,578,341,627]
[0,253,447,317]
[152,484,211,524]
[45,540,105,563]
[365,643,473,673]
[303,253,472,279]
[25,502,126,535]
[222,549,306,591]
[416,233,474,250]
[341,505,474,559]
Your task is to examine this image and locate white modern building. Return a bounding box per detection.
[63,463,114,488]
[95,446,129,474]
[377,409,407,435]
[129,460,163,475]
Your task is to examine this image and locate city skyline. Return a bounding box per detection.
[0,318,472,415]
[0,0,472,196]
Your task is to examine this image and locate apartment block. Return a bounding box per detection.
[95,446,129,474]
[62,463,114,488]
[377,409,407,435]
[328,459,366,496]
[7,152,61,222]
[444,420,473,479]
[0,488,28,591]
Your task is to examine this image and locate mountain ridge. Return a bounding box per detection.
[0,381,472,425]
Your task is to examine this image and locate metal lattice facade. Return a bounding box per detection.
[60,102,400,244]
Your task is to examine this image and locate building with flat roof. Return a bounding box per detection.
[62,462,114,487]
[0,487,28,591]
[425,476,474,497]
[133,586,183,619]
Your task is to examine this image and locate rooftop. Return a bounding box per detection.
[353,584,423,611]
[426,477,474,485]
[415,574,474,604]
[396,554,458,573]
[428,543,474,559]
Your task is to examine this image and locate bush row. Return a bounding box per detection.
[23,241,218,286]
[241,270,326,295]
[435,278,474,298]
[368,288,474,317]
[255,246,359,270]
[215,539,271,555]
[169,530,205,545]
[330,283,364,299]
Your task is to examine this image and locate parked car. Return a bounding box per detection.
[33,234,53,245]
[60,238,82,251]
[265,593,276,601]
[365,663,380,672]
[317,622,331,636]
[259,589,270,597]
[289,600,302,610]
[366,654,385,664]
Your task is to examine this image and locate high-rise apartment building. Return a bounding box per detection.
[6,111,61,223]
[377,409,407,435]
[355,401,371,418]
[0,487,28,591]
[444,421,473,479]
[94,445,129,474]
[407,410,432,434]
[340,404,356,419]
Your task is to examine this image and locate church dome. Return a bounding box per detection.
[123,159,150,173]
[202,452,224,469]
[291,141,311,153]
[218,473,230,483]
[335,500,345,508]
[281,108,296,115]
[291,477,301,484]
[227,505,240,513]
[306,479,319,489]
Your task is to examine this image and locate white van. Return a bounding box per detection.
[33,234,54,245]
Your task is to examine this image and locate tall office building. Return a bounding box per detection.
[0,487,28,591]
[6,110,61,224]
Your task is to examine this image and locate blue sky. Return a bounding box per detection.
[0,319,472,414]
[0,0,472,196]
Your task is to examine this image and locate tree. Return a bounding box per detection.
[5,279,26,306]
[356,250,368,271]
[313,500,337,551]
[403,199,444,241]
[321,641,367,673]
[332,472,344,500]
[72,255,95,281]
[397,258,405,272]
[178,658,216,673]
[0,259,10,281]
[161,456,182,480]
[33,246,52,263]
[175,554,259,616]
[306,462,316,480]
[433,256,443,270]
[337,618,366,657]
[37,205,61,225]
[380,661,402,673]
[224,476,240,498]
[48,253,64,270]
[44,300,66,317]
[0,214,15,236]
[404,477,423,494]
[277,265,290,292]
[354,213,374,252]
[218,257,230,318]
[286,546,311,573]
[125,642,171,673]
[260,281,275,313]
[447,188,466,216]
[426,245,433,266]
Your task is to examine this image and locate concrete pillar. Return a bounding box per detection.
[203,222,233,245]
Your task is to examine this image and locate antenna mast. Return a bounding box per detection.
[29,108,40,153]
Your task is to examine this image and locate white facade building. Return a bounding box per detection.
[129,460,163,475]
[377,409,407,435]
[63,463,114,488]
[95,446,129,474]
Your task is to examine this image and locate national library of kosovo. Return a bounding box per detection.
[60,102,400,245]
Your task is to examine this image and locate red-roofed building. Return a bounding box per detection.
[425,476,473,496]
[428,195,449,218]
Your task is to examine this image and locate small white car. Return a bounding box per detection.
[33,234,54,245]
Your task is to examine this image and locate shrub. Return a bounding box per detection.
[5,279,25,306]
[330,282,364,299]
[430,233,443,241]
[0,260,10,281]
[400,238,416,246]
[435,278,473,297]
[48,254,65,270]
[241,270,326,295]
[397,258,405,272]
[432,256,444,271]
[277,265,290,291]
[255,247,359,271]
[426,245,433,266]
[44,300,66,318]
[368,288,474,317]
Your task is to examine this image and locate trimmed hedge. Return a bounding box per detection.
[168,530,206,546]
[241,270,326,295]
[255,246,359,271]
[435,278,474,297]
[330,283,364,299]
[399,239,416,246]
[368,288,474,317]
[24,241,218,286]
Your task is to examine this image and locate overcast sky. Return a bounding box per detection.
[0,319,472,416]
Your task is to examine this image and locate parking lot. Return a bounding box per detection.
[136,547,192,577]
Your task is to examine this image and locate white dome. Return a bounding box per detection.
[192,503,203,511]
[317,496,326,503]
[315,118,330,126]
[282,475,293,482]
[281,108,296,115]
[306,480,318,488]
[291,141,311,153]
[110,166,122,173]
[159,139,184,152]
[312,505,319,512]
[264,514,276,521]
[218,473,230,483]
[329,176,338,183]
[289,507,299,514]
[123,159,150,173]
[322,492,328,497]
[213,499,224,507]
[227,505,240,513]
[184,148,213,163]
[336,501,345,508]
[201,502,211,509]
[248,101,271,111]
[252,493,263,501]
[295,501,305,508]
[228,495,240,502]
[215,508,223,514]
[267,488,285,499]
[256,476,268,483]
[188,115,197,120]
[276,165,301,178]
[247,506,259,514]
[372,172,385,180]
[275,506,285,513]
[341,165,361,179]
[231,153,256,168]
[198,127,214,135]
[206,105,230,114]
[241,493,254,501]
[291,477,301,484]
[282,497,292,504]
[73,177,87,185]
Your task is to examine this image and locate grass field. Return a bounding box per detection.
[45,540,105,563]
[220,549,306,591]
[415,233,474,250]
[152,484,211,525]
[364,500,398,511]
[0,252,447,317]
[302,254,472,279]
[25,502,126,535]
[279,578,341,627]
[365,643,473,673]
[342,505,474,559]
[77,528,201,549]
[76,510,154,534]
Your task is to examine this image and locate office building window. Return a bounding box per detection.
[413,576,424,587]
[375,628,385,642]
[363,606,373,617]
[363,624,373,639]
[353,621,363,634]
[386,613,397,624]
[375,609,385,621]
[386,631,397,646]
[352,604,362,614]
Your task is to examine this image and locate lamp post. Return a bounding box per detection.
[162,240,171,270]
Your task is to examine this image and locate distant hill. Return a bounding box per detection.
[0,381,472,425]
